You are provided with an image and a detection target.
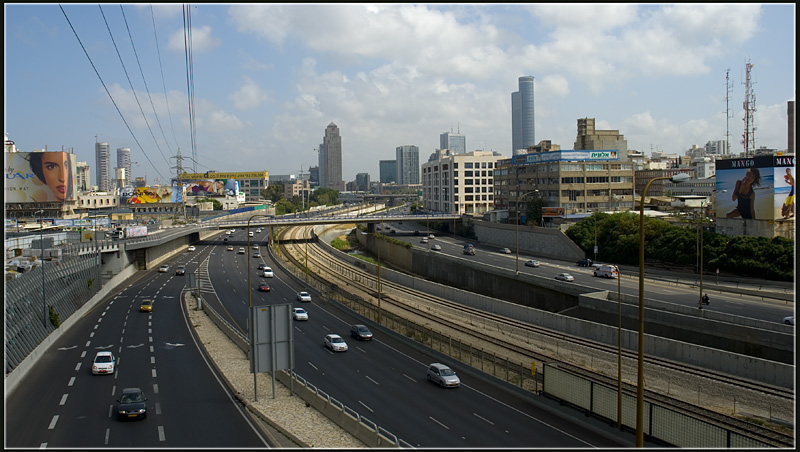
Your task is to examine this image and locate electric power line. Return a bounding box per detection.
[150,4,182,152]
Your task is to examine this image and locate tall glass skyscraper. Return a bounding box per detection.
[116,147,131,188]
[95,141,111,192]
[512,76,535,153]
[440,131,466,154]
[319,122,344,191]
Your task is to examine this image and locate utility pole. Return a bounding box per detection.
[170,148,188,221]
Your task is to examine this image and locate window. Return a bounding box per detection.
[465,171,473,177]
[465,162,474,169]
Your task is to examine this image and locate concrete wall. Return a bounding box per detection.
[472,220,585,261]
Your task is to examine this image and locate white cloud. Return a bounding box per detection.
[168,25,220,53]
[229,76,270,111]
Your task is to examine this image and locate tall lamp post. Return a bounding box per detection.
[35,210,46,327]
[636,173,689,446]
[515,190,539,275]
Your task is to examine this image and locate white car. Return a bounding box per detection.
[263,267,274,278]
[92,351,115,375]
[431,244,442,251]
[256,228,262,233]
[420,237,429,244]
[238,248,245,254]
[187,245,196,252]
[158,264,169,273]
[783,316,794,325]
[292,307,308,321]
[249,231,254,237]
[297,291,312,302]
[555,273,574,282]
[324,334,348,352]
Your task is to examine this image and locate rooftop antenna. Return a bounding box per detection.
[724,68,733,155]
[741,58,756,156]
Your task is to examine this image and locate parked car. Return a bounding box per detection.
[427,363,460,388]
[297,291,312,302]
[175,265,186,275]
[555,273,574,282]
[431,244,442,251]
[499,247,512,254]
[292,307,308,321]
[158,264,169,273]
[783,316,795,325]
[116,388,147,421]
[263,267,274,278]
[92,351,115,375]
[324,334,348,352]
[577,258,593,267]
[258,282,271,292]
[139,299,153,312]
[524,260,540,268]
[350,324,373,341]
[187,245,196,252]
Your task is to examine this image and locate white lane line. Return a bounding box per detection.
[155,402,162,415]
[68,377,75,386]
[85,341,91,347]
[153,383,159,394]
[90,332,95,338]
[75,363,81,372]
[358,400,374,413]
[105,428,110,445]
[151,356,156,364]
[48,415,59,429]
[473,412,495,425]
[152,368,157,378]
[158,425,166,441]
[308,362,319,371]
[59,394,68,405]
[365,375,380,385]
[429,416,449,430]
[402,374,417,382]
[39,443,47,448]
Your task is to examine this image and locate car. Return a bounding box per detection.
[175,265,186,275]
[350,324,373,341]
[139,299,153,312]
[428,234,435,239]
[230,229,236,234]
[187,245,196,252]
[253,252,261,258]
[427,363,460,388]
[252,244,259,250]
[249,231,254,237]
[227,246,234,251]
[256,228,262,233]
[783,316,795,325]
[431,244,442,251]
[297,291,311,302]
[292,307,308,321]
[258,263,268,270]
[92,351,115,375]
[323,334,348,352]
[158,264,169,273]
[238,248,245,254]
[499,247,512,254]
[420,237,429,243]
[555,273,575,282]
[226,231,231,235]
[524,260,540,268]
[116,388,147,421]
[263,267,274,278]
[258,282,271,292]
[577,258,593,267]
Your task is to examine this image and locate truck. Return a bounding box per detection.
[593,264,619,279]
[463,243,475,255]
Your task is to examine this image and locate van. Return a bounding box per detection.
[593,264,619,279]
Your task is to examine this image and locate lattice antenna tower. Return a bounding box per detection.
[170,148,188,220]
[741,59,756,156]
[724,68,733,155]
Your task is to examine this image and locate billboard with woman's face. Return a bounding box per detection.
[186,179,238,197]
[5,151,77,202]
[715,155,794,221]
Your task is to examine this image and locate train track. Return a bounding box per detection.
[274,224,794,447]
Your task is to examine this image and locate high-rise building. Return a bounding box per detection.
[355,173,370,192]
[379,160,397,183]
[704,140,727,156]
[511,76,536,153]
[319,122,344,191]
[395,145,420,185]
[573,118,628,157]
[440,131,466,154]
[117,147,132,187]
[95,141,111,192]
[76,161,91,192]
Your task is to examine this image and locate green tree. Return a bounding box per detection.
[198,197,222,210]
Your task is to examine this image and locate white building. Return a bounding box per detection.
[421,150,503,215]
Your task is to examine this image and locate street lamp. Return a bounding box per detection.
[35,210,46,328]
[636,172,689,447]
[515,189,539,274]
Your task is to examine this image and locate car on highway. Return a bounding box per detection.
[158,264,169,273]
[258,263,268,270]
[263,267,274,278]
[187,245,196,252]
[524,260,540,268]
[420,237,428,243]
[555,273,574,282]
[499,247,512,254]
[784,316,795,325]
[292,307,308,321]
[258,282,271,292]
[431,244,442,251]
[230,229,236,234]
[238,248,245,254]
[428,234,435,239]
[297,291,312,302]
[225,231,231,236]
[323,334,348,352]
[139,299,153,312]
[253,252,261,258]
[116,387,147,421]
[252,244,259,250]
[249,231,254,237]
[427,363,460,388]
[350,324,373,341]
[256,228,262,233]
[175,265,186,275]
[577,258,593,267]
[92,351,115,375]
[227,245,234,251]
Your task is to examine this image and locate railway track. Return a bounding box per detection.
[273,224,794,447]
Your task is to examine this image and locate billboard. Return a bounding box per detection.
[715,155,794,221]
[127,186,181,204]
[5,151,78,202]
[513,150,620,165]
[185,179,239,197]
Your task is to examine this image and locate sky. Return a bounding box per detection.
[4,3,796,187]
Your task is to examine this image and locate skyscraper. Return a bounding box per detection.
[319,122,344,191]
[379,160,397,183]
[396,145,420,185]
[76,161,91,192]
[95,141,111,192]
[440,131,466,154]
[116,147,132,188]
[511,76,535,153]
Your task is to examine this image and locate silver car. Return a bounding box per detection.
[427,363,460,388]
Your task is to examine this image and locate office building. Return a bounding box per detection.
[379,160,397,183]
[355,173,370,192]
[440,131,466,154]
[76,161,91,192]
[319,122,344,191]
[117,147,132,188]
[396,145,420,185]
[95,141,111,192]
[422,150,502,215]
[574,118,628,155]
[511,76,535,153]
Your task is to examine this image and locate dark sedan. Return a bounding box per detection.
[116,388,147,421]
[350,324,373,341]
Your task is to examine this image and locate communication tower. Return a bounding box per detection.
[724,68,733,155]
[741,59,756,156]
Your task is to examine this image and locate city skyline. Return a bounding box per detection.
[5,4,795,186]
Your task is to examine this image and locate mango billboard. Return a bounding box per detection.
[715,155,795,221]
[5,151,78,202]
